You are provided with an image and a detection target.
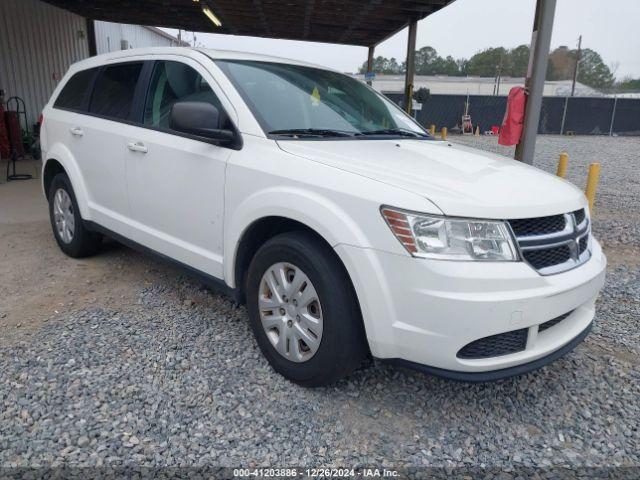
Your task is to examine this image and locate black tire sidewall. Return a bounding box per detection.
[246,232,365,386]
[48,173,99,258]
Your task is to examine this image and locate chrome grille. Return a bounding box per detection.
[508,209,591,275]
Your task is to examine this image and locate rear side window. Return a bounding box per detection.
[54,68,97,111]
[89,63,143,120]
[143,60,228,130]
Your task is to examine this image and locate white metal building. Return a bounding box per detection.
[0,0,186,129]
[354,74,601,97]
[94,22,185,55]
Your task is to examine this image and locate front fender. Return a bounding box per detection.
[224,186,370,287]
[43,142,91,221]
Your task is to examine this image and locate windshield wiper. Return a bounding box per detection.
[269,128,358,138]
[361,128,428,138]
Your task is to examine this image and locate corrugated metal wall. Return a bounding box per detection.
[94,22,181,54]
[0,0,89,127]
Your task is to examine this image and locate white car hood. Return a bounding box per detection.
[277,139,587,219]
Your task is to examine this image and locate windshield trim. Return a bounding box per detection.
[213,58,433,142]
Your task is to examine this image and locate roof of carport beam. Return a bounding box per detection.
[40,0,456,47]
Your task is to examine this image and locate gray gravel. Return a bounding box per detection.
[1,135,639,469]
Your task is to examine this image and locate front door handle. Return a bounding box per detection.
[127,141,148,154]
[69,127,84,137]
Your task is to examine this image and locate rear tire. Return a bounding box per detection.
[48,173,102,258]
[246,231,367,387]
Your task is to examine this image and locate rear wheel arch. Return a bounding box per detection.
[47,172,102,257]
[43,159,66,200]
[42,151,91,220]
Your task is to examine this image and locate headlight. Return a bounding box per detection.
[381,206,518,261]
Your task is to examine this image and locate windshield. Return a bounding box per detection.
[215,59,429,139]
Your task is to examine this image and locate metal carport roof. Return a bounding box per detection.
[40,0,454,47]
[39,0,557,166]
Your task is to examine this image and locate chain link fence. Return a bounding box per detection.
[384,92,640,136]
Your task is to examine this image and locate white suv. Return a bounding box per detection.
[41,48,606,386]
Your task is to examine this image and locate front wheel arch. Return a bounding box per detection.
[246,230,369,386]
[233,216,371,355]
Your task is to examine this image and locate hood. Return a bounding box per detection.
[277,139,586,219]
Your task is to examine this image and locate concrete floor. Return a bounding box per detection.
[0,166,183,342]
[0,177,47,224]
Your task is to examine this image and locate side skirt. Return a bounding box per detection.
[84,220,239,303]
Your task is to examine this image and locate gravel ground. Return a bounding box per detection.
[1,136,638,470]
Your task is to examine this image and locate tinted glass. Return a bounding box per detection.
[54,68,97,111]
[144,61,227,129]
[89,63,143,120]
[216,60,426,136]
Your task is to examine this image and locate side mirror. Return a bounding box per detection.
[169,101,235,144]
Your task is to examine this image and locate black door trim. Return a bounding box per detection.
[84,220,239,303]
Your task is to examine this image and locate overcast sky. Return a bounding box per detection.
[166,0,640,79]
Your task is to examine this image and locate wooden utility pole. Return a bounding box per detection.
[570,35,582,97]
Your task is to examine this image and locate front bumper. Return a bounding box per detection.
[335,239,606,377]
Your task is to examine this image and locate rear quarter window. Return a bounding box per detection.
[53,68,98,112]
[89,62,144,121]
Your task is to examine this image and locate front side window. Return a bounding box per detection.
[89,62,143,120]
[216,60,428,139]
[143,61,227,130]
[54,68,98,112]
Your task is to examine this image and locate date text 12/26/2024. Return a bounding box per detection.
[233,468,399,478]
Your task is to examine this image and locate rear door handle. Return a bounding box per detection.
[127,141,148,154]
[69,127,84,137]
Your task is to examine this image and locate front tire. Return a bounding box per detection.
[48,173,102,258]
[246,231,367,387]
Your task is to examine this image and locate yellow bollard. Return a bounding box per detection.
[585,163,601,214]
[441,127,447,140]
[474,126,480,137]
[429,124,436,136]
[556,152,569,178]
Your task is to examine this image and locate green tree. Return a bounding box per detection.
[414,46,440,75]
[359,47,465,76]
[358,56,404,74]
[578,48,615,89]
[434,55,461,76]
[355,44,613,89]
[465,47,508,77]
[456,58,468,76]
[508,44,530,77]
[617,77,640,91]
[548,46,614,89]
